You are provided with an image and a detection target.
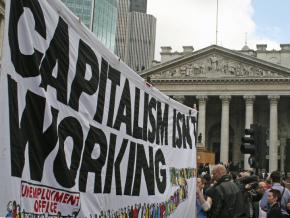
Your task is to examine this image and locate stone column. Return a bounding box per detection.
[243,95,255,170]
[173,95,185,104]
[0,15,4,57]
[280,140,285,172]
[220,95,231,164]
[196,95,208,146]
[268,95,279,172]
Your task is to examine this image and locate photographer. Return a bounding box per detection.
[236,173,260,218]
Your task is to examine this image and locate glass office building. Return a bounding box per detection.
[62,0,118,51]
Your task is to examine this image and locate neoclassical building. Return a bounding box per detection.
[141,44,290,172]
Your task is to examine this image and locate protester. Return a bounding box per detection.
[260,171,290,217]
[265,179,272,189]
[196,177,211,218]
[205,164,247,218]
[267,189,282,218]
[256,181,268,218]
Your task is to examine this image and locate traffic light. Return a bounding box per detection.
[241,124,265,169]
[240,124,257,154]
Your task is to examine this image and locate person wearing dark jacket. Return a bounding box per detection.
[267,189,282,218]
[260,171,290,217]
[205,164,247,218]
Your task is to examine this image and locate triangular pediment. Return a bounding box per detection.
[142,45,290,80]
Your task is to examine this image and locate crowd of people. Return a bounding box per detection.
[196,164,290,218]
[8,164,290,218]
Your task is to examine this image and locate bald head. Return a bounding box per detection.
[259,181,266,187]
[257,181,267,194]
[212,164,227,181]
[239,171,251,178]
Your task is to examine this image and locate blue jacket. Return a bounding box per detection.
[196,197,207,218]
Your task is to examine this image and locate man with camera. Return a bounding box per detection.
[235,171,261,218]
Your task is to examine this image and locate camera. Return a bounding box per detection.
[237,176,262,202]
[245,182,261,202]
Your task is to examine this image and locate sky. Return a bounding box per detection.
[147,0,290,60]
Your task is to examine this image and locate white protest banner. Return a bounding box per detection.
[0,0,197,217]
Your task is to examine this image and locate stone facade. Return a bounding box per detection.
[142,45,290,172]
[151,53,284,80]
[160,44,290,69]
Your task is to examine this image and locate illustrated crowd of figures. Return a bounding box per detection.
[6,201,21,218]
[170,168,196,186]
[5,168,197,218]
[94,189,188,218]
[94,168,196,218]
[6,201,78,218]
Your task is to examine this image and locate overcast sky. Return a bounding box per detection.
[147,0,290,60]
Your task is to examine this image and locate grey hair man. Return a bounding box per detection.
[205,164,247,218]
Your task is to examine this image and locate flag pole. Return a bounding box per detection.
[216,0,219,45]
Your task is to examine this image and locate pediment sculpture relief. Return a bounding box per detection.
[150,54,284,79]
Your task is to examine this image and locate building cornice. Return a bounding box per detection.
[142,45,290,76]
[151,77,290,84]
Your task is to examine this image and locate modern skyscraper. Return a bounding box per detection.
[61,0,118,51]
[115,0,130,60]
[125,12,156,72]
[115,0,156,73]
[129,0,147,13]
